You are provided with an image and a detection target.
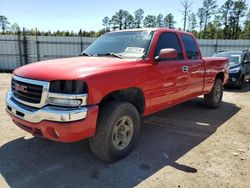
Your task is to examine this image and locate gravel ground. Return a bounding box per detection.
[0,73,249,188]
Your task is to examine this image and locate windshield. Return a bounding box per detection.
[213,52,241,66]
[83,31,154,59]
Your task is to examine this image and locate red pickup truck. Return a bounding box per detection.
[6,28,229,161]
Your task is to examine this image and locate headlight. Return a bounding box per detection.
[49,98,82,107]
[49,80,88,94]
[48,80,88,107]
[229,67,240,73]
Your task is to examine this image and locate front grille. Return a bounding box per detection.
[12,78,43,104]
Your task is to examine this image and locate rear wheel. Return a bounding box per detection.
[204,78,223,108]
[89,102,140,162]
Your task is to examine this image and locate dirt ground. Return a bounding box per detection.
[0,73,249,188]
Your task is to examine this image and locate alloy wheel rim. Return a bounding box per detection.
[112,116,133,150]
[215,85,221,102]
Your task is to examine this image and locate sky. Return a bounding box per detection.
[0,0,249,32]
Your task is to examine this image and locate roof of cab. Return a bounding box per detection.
[108,28,192,35]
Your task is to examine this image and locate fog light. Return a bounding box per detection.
[49,98,82,107]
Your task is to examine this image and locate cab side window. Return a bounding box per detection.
[181,34,199,60]
[155,32,183,60]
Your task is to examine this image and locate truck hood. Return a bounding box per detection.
[14,56,139,81]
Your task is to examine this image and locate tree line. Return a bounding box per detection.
[196,0,249,39]
[102,9,176,31]
[0,16,105,37]
[1,0,249,39]
[102,0,250,39]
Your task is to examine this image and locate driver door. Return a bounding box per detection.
[149,32,190,113]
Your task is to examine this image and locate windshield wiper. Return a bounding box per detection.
[97,53,123,59]
[79,52,92,57]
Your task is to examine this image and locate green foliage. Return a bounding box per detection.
[197,7,205,37]
[164,14,176,29]
[156,14,164,28]
[195,0,249,39]
[220,0,234,38]
[240,9,250,39]
[143,15,157,28]
[0,15,10,33]
[188,13,197,32]
[124,14,135,29]
[109,9,134,30]
[202,0,218,36]
[10,23,19,34]
[134,9,144,28]
[102,16,110,32]
[218,0,248,39]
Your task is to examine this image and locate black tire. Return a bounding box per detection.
[204,78,223,108]
[236,75,244,89]
[89,102,140,162]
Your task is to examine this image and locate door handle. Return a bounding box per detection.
[182,66,189,72]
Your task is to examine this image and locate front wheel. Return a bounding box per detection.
[204,78,223,108]
[236,75,244,89]
[89,102,140,162]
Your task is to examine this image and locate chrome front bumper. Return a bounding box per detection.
[6,91,88,123]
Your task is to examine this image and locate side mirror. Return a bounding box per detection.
[243,60,250,65]
[155,48,178,61]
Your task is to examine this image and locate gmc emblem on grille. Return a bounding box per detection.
[15,83,28,93]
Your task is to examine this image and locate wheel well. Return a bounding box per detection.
[216,72,224,82]
[99,88,145,115]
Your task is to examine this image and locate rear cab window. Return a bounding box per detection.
[181,34,200,60]
[154,32,183,60]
